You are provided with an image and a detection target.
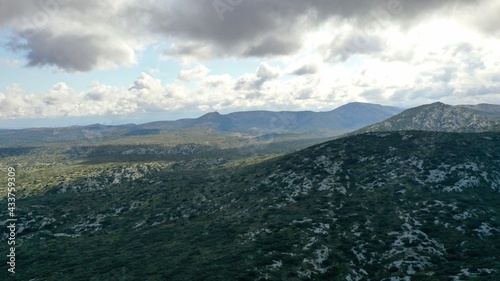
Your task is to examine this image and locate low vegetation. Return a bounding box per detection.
[1,131,499,280]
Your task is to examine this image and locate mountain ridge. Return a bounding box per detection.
[0,102,404,146]
[354,102,500,134]
[136,102,404,132]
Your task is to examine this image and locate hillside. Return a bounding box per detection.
[1,131,498,280]
[355,102,500,134]
[460,103,500,114]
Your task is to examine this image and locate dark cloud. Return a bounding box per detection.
[289,63,319,76]
[15,30,134,72]
[0,0,494,71]
[163,42,214,60]
[0,1,39,26]
[139,0,478,61]
[143,0,309,59]
[244,37,301,57]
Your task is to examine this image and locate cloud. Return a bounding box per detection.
[145,0,483,61]
[1,54,499,120]
[0,0,499,117]
[15,30,136,72]
[234,74,262,92]
[429,0,500,35]
[256,62,281,80]
[323,30,385,61]
[244,36,302,57]
[288,63,320,76]
[2,0,490,71]
[162,42,215,63]
[201,74,233,89]
[3,0,148,72]
[129,72,162,91]
[235,62,282,91]
[0,1,40,26]
[178,65,209,82]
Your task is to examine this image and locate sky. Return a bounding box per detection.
[0,0,499,128]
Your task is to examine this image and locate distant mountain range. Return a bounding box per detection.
[0,102,403,146]
[2,101,500,147]
[133,102,404,132]
[355,102,500,134]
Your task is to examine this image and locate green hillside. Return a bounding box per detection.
[1,131,498,280]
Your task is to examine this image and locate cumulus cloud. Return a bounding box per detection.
[235,62,282,91]
[129,73,162,91]
[256,62,281,80]
[178,65,209,82]
[1,55,499,120]
[0,65,328,119]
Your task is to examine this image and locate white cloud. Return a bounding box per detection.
[129,72,162,91]
[256,62,282,80]
[1,49,499,120]
[178,65,209,82]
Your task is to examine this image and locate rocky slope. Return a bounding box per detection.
[355,102,500,134]
[1,131,499,280]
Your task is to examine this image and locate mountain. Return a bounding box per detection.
[136,102,403,132]
[2,131,498,280]
[320,102,405,129]
[355,102,500,134]
[0,102,403,146]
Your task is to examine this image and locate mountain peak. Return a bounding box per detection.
[337,101,379,108]
[197,111,225,121]
[428,101,448,107]
[201,111,222,117]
